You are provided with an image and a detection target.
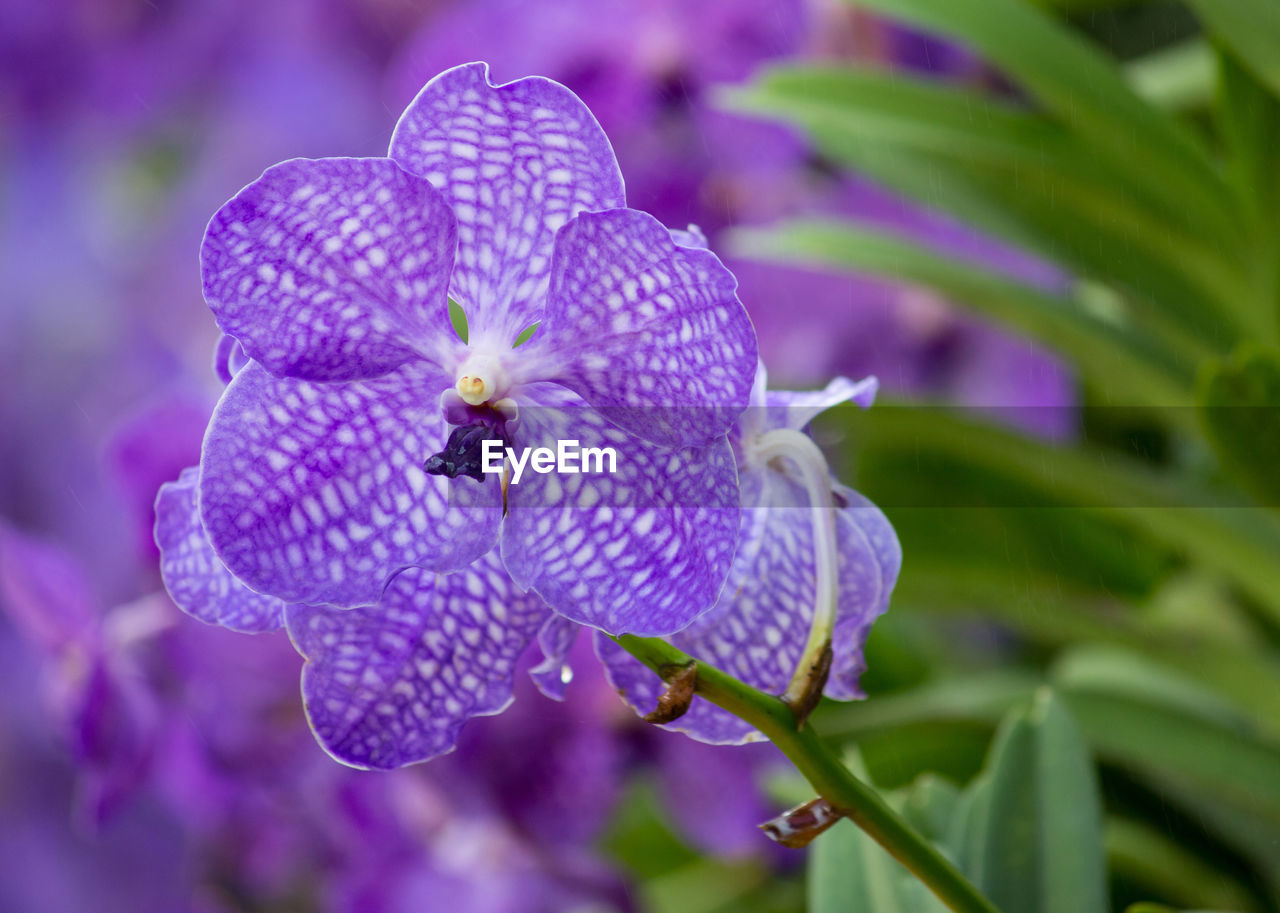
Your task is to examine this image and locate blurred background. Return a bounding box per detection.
[3,1,1279,911]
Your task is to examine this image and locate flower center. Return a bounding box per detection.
[454,352,508,406]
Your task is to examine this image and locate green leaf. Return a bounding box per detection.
[601,780,699,880]
[901,775,962,847]
[820,650,1280,902]
[1124,39,1217,111]
[1198,346,1280,505]
[1218,50,1280,236]
[1108,817,1263,913]
[1141,773,1280,904]
[821,669,1035,789]
[728,218,1194,403]
[725,64,1234,248]
[1126,906,1246,913]
[858,721,996,791]
[1054,646,1253,726]
[722,67,1245,343]
[511,321,540,348]
[835,405,1280,625]
[809,818,950,913]
[821,648,1280,850]
[1216,50,1280,337]
[447,296,468,344]
[1053,647,1280,830]
[1183,0,1280,99]
[828,408,1176,607]
[1030,0,1146,10]
[817,673,1036,736]
[844,0,1224,208]
[1053,648,1280,901]
[955,690,1107,913]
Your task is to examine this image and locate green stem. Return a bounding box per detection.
[614,634,1002,913]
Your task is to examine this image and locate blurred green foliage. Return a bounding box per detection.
[722,0,1280,909]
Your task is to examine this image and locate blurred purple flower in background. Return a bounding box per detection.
[0,0,1076,909]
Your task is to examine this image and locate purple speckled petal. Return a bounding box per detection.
[766,376,879,430]
[827,483,902,700]
[523,208,757,448]
[201,156,459,381]
[737,371,879,469]
[528,614,580,700]
[154,467,286,633]
[597,468,899,744]
[286,553,551,770]
[389,62,624,343]
[669,225,710,250]
[500,387,739,637]
[200,361,501,608]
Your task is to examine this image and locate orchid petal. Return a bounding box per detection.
[826,484,902,700]
[390,62,624,343]
[212,334,250,386]
[766,376,879,430]
[201,157,459,382]
[525,208,757,448]
[155,467,286,633]
[528,614,579,700]
[199,361,501,608]
[500,387,739,636]
[287,554,550,769]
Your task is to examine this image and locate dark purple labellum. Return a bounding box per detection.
[424,422,503,482]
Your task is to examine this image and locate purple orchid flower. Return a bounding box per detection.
[190,62,757,637]
[597,366,902,744]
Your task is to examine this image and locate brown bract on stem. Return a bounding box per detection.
[759,797,844,848]
[642,660,698,724]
